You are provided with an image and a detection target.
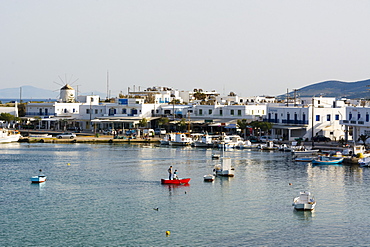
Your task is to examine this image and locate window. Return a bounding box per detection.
[316,115,320,121]
[95,109,98,114]
[199,109,203,115]
[327,114,331,121]
[335,114,339,120]
[209,109,212,115]
[349,113,352,120]
[237,110,241,116]
[122,109,127,114]
[86,109,90,114]
[230,109,234,116]
[358,113,361,120]
[366,114,369,122]
[220,109,223,116]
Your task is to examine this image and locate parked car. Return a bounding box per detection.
[155,128,166,135]
[56,132,77,139]
[312,135,331,142]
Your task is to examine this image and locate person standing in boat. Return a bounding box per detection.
[173,170,178,180]
[168,166,173,180]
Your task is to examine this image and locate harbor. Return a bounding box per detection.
[2,142,370,246]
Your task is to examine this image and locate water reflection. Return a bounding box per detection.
[293,209,315,221]
[30,182,46,195]
[163,184,190,196]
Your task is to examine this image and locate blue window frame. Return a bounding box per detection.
[316,115,320,121]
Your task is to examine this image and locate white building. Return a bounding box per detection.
[340,105,370,143]
[266,97,346,141]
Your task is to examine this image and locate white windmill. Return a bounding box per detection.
[53,74,79,103]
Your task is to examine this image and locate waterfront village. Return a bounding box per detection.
[1,84,370,148]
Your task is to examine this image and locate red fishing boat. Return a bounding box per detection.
[161,178,191,185]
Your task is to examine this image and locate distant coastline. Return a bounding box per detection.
[0,98,55,103]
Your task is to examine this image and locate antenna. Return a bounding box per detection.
[106,70,109,99]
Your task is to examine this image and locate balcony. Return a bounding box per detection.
[264,119,308,125]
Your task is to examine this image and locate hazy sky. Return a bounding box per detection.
[1,0,370,98]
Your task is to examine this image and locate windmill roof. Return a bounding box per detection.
[61,84,74,90]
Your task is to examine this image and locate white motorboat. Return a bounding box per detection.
[236,140,259,149]
[291,147,320,155]
[214,157,234,177]
[292,191,316,211]
[359,156,370,167]
[203,174,215,182]
[159,133,176,145]
[261,141,278,151]
[169,133,193,146]
[217,135,244,149]
[0,128,21,143]
[30,169,47,183]
[192,134,219,147]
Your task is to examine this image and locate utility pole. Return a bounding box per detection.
[311,97,315,148]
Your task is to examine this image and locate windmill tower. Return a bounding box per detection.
[53,74,78,103]
[60,84,76,103]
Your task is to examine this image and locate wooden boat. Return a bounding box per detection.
[30,169,46,183]
[292,191,316,211]
[203,174,215,182]
[161,178,191,184]
[294,157,314,162]
[312,156,344,165]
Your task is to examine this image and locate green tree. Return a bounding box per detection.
[237,119,249,139]
[138,118,148,128]
[158,117,169,130]
[178,118,187,131]
[249,121,273,137]
[0,113,15,122]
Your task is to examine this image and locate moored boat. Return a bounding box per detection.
[312,156,344,165]
[30,169,47,183]
[0,128,21,143]
[161,178,191,184]
[203,174,215,182]
[169,133,193,146]
[292,191,316,211]
[214,157,234,177]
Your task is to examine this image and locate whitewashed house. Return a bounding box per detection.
[266,97,346,141]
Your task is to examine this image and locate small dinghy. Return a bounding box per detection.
[292,191,316,211]
[161,178,191,185]
[30,169,47,183]
[203,174,215,182]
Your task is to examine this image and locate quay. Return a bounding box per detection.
[18,130,161,144]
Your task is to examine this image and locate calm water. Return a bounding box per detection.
[1,143,370,246]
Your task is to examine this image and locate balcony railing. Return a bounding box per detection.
[264,119,308,125]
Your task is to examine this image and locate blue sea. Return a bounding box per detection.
[1,143,370,246]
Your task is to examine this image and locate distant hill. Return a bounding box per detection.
[0,85,105,100]
[0,86,56,100]
[283,79,370,99]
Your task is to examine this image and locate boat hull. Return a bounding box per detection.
[203,175,215,182]
[293,202,316,211]
[30,176,46,183]
[312,158,343,165]
[161,178,191,184]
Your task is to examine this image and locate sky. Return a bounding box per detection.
[1,0,370,98]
